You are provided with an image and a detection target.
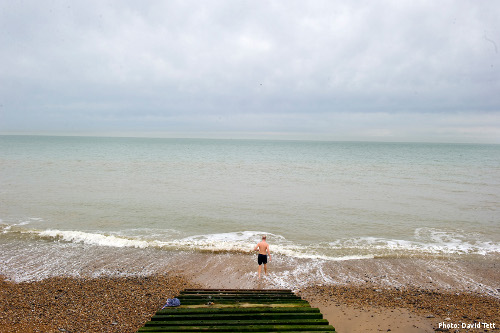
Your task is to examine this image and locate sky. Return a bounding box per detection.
[1,0,499,143]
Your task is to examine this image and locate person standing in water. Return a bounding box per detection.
[254,235,271,279]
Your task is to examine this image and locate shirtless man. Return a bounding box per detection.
[253,235,271,279]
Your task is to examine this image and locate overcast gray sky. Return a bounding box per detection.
[1,0,499,142]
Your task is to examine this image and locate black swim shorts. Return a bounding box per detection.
[258,254,267,265]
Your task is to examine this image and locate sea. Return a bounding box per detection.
[1,136,499,293]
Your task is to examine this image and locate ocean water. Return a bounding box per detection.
[0,135,499,285]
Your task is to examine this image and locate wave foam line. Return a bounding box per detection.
[38,229,155,248]
[1,219,38,233]
[8,227,499,259]
[26,229,372,261]
[329,234,500,256]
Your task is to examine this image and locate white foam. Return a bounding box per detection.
[1,218,38,233]
[8,225,500,260]
[182,230,273,242]
[415,227,500,255]
[37,229,155,248]
[174,231,372,260]
[328,228,500,256]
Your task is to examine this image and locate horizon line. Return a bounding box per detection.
[0,131,498,145]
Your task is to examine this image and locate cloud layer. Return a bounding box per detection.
[1,0,499,142]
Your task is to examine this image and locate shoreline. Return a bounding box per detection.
[1,251,499,332]
[2,242,498,297]
[1,272,499,333]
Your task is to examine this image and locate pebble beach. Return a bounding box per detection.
[1,272,499,333]
[0,274,197,333]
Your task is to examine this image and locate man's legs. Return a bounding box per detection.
[258,264,262,278]
[263,263,267,275]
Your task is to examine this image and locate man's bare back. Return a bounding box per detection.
[254,235,271,278]
[255,240,270,255]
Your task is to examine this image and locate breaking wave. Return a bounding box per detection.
[2,224,498,260]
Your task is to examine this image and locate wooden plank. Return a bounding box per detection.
[151,313,323,321]
[179,293,300,298]
[176,300,305,304]
[176,298,302,302]
[177,294,301,300]
[169,303,312,309]
[178,300,308,304]
[177,297,301,301]
[177,302,310,307]
[157,306,320,314]
[138,324,335,332]
[182,292,296,294]
[183,289,292,293]
[177,297,306,301]
[144,319,330,326]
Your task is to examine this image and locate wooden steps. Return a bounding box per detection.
[138,289,335,332]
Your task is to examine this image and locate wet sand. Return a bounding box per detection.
[300,285,500,332]
[174,253,500,298]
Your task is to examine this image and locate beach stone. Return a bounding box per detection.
[0,274,198,332]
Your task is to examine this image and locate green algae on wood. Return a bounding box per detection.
[137,289,335,332]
